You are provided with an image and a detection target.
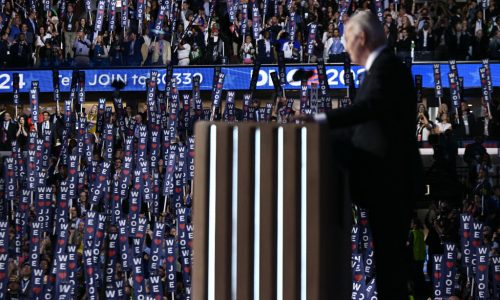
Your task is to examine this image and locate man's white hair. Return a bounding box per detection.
[345,11,386,50]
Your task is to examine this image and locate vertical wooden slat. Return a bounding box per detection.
[214,124,232,300]
[282,125,300,300]
[306,124,321,300]
[236,125,254,300]
[193,122,210,300]
[259,124,277,300]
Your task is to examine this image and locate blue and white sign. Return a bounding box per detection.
[0,63,498,94]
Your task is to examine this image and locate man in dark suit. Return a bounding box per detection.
[37,111,55,142]
[9,33,32,68]
[205,27,226,64]
[26,10,39,34]
[257,30,275,64]
[453,100,477,139]
[299,11,424,299]
[124,32,144,66]
[415,21,435,60]
[0,112,17,151]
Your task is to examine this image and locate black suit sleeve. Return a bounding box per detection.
[324,69,388,128]
[324,51,415,131]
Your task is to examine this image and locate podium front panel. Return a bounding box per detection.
[193,122,350,300]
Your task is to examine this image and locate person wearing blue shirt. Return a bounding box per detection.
[72,30,91,67]
[9,15,21,40]
[324,28,345,62]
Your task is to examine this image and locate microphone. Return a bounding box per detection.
[111,79,126,98]
[292,68,315,82]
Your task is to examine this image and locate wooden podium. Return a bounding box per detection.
[193,122,351,300]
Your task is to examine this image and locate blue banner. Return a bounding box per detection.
[1,63,499,93]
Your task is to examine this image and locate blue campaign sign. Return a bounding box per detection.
[0,62,498,94]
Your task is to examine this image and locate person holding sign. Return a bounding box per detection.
[297,11,424,299]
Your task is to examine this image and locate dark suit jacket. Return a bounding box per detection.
[205,36,225,64]
[9,42,31,67]
[324,47,424,211]
[453,111,477,139]
[26,18,38,34]
[321,48,424,300]
[257,39,275,64]
[445,30,472,59]
[37,120,55,141]
[0,121,18,151]
[415,30,435,51]
[124,38,144,66]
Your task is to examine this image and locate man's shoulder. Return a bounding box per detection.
[372,48,407,73]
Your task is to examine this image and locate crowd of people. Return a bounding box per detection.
[0,72,357,299]
[0,69,500,299]
[416,98,500,143]
[405,138,500,299]
[2,0,500,68]
[0,92,199,299]
[408,105,500,299]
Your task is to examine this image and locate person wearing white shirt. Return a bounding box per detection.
[37,111,53,139]
[240,35,255,64]
[152,36,172,65]
[434,113,452,134]
[322,24,335,45]
[397,9,414,27]
[35,27,52,48]
[177,39,191,66]
[416,112,433,142]
[324,28,345,62]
